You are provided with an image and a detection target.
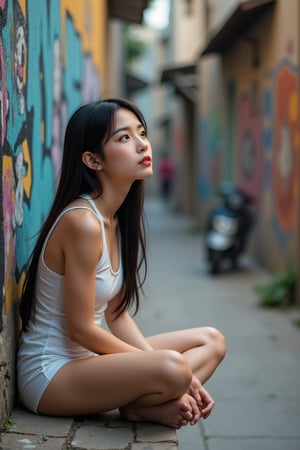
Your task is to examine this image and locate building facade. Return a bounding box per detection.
[198,0,300,279]
[161,0,299,298]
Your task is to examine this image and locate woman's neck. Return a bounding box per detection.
[90,185,129,221]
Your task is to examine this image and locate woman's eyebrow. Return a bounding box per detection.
[111,123,143,137]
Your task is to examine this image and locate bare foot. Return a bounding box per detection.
[120,397,193,429]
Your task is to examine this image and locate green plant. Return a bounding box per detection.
[255,266,297,308]
[2,415,14,432]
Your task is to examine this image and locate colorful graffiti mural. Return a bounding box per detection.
[198,54,299,266]
[272,65,298,231]
[263,59,299,246]
[1,0,103,323]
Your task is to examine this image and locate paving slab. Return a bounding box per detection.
[71,424,134,449]
[136,423,178,443]
[0,434,65,450]
[5,407,72,437]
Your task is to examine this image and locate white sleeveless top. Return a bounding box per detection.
[18,195,123,361]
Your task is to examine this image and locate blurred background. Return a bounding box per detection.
[0,0,299,429]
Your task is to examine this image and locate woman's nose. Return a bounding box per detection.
[136,137,148,152]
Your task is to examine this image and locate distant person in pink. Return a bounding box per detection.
[158,152,175,201]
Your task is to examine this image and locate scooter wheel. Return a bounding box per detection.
[210,262,219,275]
[231,256,238,270]
[208,252,220,275]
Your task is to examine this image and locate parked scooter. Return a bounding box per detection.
[205,183,254,275]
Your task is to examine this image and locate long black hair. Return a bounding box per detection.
[20,98,148,332]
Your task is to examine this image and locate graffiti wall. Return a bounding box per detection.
[264,61,299,242]
[0,0,104,329]
[234,59,299,265]
[198,50,299,270]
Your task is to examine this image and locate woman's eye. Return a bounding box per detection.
[140,130,147,138]
[120,134,130,142]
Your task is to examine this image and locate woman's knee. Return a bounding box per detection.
[204,327,226,361]
[156,349,192,394]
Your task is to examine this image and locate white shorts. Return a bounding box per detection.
[17,355,72,414]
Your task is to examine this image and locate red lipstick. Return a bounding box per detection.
[139,156,152,166]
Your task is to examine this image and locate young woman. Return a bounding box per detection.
[18,98,226,429]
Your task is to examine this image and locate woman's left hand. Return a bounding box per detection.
[188,376,215,419]
[198,385,215,419]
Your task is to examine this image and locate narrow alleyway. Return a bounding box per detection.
[1,197,300,450]
[138,197,300,450]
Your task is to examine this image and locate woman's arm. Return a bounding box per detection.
[62,210,142,355]
[105,296,153,351]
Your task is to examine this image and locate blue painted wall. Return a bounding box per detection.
[0,0,102,327]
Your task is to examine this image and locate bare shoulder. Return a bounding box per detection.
[61,206,101,237]
[60,206,102,269]
[51,200,101,249]
[45,202,102,273]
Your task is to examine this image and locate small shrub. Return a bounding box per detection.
[2,415,14,432]
[255,266,297,308]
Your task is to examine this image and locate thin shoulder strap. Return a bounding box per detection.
[79,194,104,223]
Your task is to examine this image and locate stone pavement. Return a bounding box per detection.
[0,407,178,449]
[1,197,300,450]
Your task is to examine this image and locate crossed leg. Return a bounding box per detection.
[120,327,226,424]
[38,349,196,428]
[37,327,225,429]
[147,326,226,383]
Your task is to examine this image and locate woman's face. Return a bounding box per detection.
[101,107,153,183]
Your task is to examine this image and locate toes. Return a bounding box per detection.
[180,402,190,412]
[183,410,193,421]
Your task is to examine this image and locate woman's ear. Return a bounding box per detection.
[82,151,102,171]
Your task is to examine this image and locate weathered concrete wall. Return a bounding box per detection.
[0,0,105,426]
